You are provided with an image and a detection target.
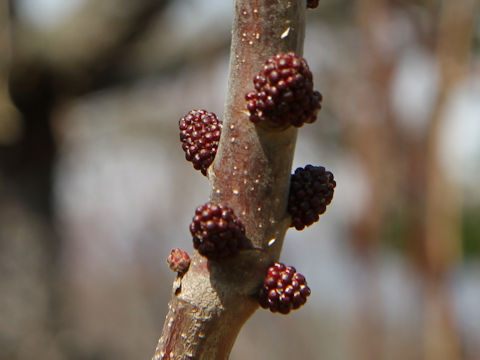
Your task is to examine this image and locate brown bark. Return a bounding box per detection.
[152,1,306,359]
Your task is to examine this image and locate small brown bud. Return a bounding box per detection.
[167,248,191,275]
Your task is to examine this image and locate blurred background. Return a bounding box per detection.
[0,0,479,359]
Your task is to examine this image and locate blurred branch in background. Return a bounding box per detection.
[1,1,61,358]
[328,0,479,359]
[423,1,478,359]
[1,0,173,358]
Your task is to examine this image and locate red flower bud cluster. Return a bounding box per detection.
[190,202,247,260]
[179,109,222,176]
[245,52,322,128]
[259,262,311,314]
[288,165,336,230]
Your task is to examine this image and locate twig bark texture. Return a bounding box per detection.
[153,1,306,359]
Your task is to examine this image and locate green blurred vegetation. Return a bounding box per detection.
[462,206,480,258]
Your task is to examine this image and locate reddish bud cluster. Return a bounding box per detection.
[245,52,322,128]
[288,165,336,230]
[166,248,191,274]
[307,0,320,9]
[190,202,247,260]
[179,109,222,176]
[259,262,311,314]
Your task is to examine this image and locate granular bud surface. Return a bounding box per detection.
[288,165,336,230]
[245,52,322,128]
[259,262,311,314]
[179,110,222,176]
[190,202,247,260]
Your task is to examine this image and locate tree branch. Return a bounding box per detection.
[153,1,306,359]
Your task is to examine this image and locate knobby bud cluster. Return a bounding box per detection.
[190,202,248,260]
[245,52,322,128]
[259,262,311,314]
[288,165,336,230]
[179,109,222,176]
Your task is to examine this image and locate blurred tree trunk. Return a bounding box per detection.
[1,1,172,358]
[349,0,400,358]
[420,1,477,359]
[0,3,61,359]
[345,0,477,359]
